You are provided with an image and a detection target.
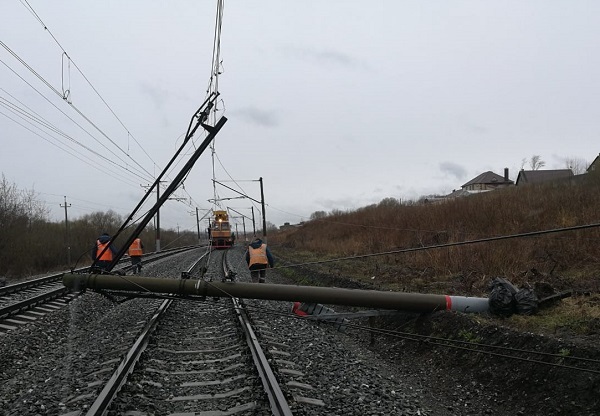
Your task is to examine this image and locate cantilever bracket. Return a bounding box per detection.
[200,121,217,134]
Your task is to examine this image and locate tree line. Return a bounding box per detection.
[0,175,198,279]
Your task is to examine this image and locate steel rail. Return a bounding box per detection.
[222,252,293,416]
[0,247,202,334]
[84,298,171,416]
[0,286,70,318]
[84,251,210,416]
[0,246,198,297]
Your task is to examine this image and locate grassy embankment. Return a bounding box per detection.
[270,172,600,337]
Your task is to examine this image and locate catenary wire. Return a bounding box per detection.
[0,94,148,185]
[0,58,155,183]
[272,222,600,270]
[18,0,159,169]
[240,302,600,375]
[0,108,141,188]
[0,41,155,181]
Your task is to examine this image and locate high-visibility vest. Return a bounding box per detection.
[248,244,269,267]
[96,241,113,261]
[128,238,143,256]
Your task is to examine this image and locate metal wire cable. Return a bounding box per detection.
[0,94,146,185]
[0,109,140,188]
[272,222,600,270]
[18,0,160,169]
[241,302,600,375]
[0,58,155,183]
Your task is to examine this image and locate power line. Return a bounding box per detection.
[0,41,155,180]
[0,59,155,182]
[0,108,141,188]
[18,0,159,169]
[0,94,149,187]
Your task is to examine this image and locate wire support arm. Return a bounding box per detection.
[94,110,227,272]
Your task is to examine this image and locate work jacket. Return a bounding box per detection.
[128,238,143,256]
[96,241,113,261]
[248,244,269,267]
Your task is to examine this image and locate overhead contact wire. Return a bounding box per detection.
[18,0,159,170]
[0,56,154,182]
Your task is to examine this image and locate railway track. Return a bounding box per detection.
[0,246,198,334]
[77,247,318,415]
[2,246,598,415]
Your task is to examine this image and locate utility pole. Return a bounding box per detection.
[259,177,267,240]
[60,196,71,265]
[142,182,164,252]
[251,206,256,237]
[156,183,161,252]
[195,207,200,244]
[228,207,249,243]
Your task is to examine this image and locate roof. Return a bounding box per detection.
[515,169,574,185]
[461,171,513,188]
[587,153,600,172]
[445,188,490,198]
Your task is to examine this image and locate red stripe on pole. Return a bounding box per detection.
[445,295,452,310]
[292,301,308,316]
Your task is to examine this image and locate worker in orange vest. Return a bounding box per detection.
[92,232,118,271]
[128,237,144,274]
[245,237,274,283]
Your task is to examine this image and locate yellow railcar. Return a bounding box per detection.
[210,210,233,249]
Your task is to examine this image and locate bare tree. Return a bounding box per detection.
[310,211,327,220]
[529,155,546,170]
[564,157,589,175]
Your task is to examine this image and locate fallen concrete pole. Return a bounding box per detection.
[62,273,489,313]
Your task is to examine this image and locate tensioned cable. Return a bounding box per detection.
[208,0,225,214]
[0,109,140,188]
[0,42,155,181]
[272,222,600,270]
[195,279,600,375]
[214,152,262,215]
[0,58,155,183]
[0,94,147,184]
[241,302,600,375]
[18,0,159,169]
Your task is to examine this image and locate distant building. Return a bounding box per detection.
[440,168,513,201]
[279,222,300,231]
[461,168,514,192]
[515,169,574,186]
[587,153,600,173]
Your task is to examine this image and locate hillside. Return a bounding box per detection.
[270,171,600,338]
[268,175,600,414]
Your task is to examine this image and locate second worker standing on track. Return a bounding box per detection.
[128,237,144,274]
[245,237,274,283]
[92,232,118,272]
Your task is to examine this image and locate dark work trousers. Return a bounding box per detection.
[131,256,142,274]
[250,265,267,283]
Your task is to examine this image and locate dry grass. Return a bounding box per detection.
[270,173,600,337]
[505,294,600,336]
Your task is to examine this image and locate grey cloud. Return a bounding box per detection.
[283,45,367,69]
[140,83,170,108]
[439,161,467,180]
[140,83,190,109]
[234,107,279,127]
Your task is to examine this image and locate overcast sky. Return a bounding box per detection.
[1,1,599,234]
